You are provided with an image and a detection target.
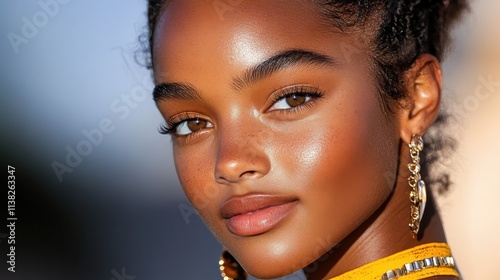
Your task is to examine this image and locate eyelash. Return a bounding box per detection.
[158,123,175,136]
[158,85,325,137]
[268,85,324,112]
[158,112,202,136]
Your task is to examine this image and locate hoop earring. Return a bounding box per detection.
[407,134,427,239]
[219,249,247,280]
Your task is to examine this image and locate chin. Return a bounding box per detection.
[242,261,300,279]
[226,238,317,279]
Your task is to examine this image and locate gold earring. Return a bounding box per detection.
[219,249,247,280]
[407,134,427,239]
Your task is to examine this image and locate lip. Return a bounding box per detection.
[220,194,298,237]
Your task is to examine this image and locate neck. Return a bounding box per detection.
[304,146,448,280]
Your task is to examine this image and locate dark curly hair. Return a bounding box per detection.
[142,0,468,193]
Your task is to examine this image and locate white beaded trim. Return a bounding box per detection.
[381,256,456,280]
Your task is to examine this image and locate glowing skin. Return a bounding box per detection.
[152,1,449,279]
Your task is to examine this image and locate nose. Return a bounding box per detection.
[214,127,271,184]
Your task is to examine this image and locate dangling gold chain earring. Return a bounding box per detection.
[407,134,427,239]
[219,249,247,280]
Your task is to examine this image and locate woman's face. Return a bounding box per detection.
[153,1,401,278]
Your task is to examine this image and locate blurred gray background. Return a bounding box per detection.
[0,1,225,279]
[0,1,498,280]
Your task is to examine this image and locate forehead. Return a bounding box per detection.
[152,0,362,83]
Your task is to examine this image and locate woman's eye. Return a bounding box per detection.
[175,118,213,136]
[270,93,311,110]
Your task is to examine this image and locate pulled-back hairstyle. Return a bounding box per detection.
[142,0,468,193]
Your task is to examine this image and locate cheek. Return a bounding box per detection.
[274,88,398,241]
[173,147,222,231]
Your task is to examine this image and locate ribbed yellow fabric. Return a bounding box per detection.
[329,243,460,280]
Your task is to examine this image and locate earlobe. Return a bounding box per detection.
[399,54,443,144]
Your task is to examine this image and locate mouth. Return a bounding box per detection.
[220,194,298,237]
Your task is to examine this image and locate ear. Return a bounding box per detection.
[398,54,442,144]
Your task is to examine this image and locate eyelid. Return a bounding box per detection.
[267,84,324,111]
[159,112,212,137]
[167,112,200,128]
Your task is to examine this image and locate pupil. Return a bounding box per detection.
[187,118,206,131]
[286,94,306,107]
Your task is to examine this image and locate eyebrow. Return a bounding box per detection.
[231,49,338,91]
[152,49,338,102]
[153,82,202,103]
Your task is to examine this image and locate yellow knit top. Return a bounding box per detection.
[330,243,459,280]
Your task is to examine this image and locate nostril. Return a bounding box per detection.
[240,170,258,178]
[215,170,257,184]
